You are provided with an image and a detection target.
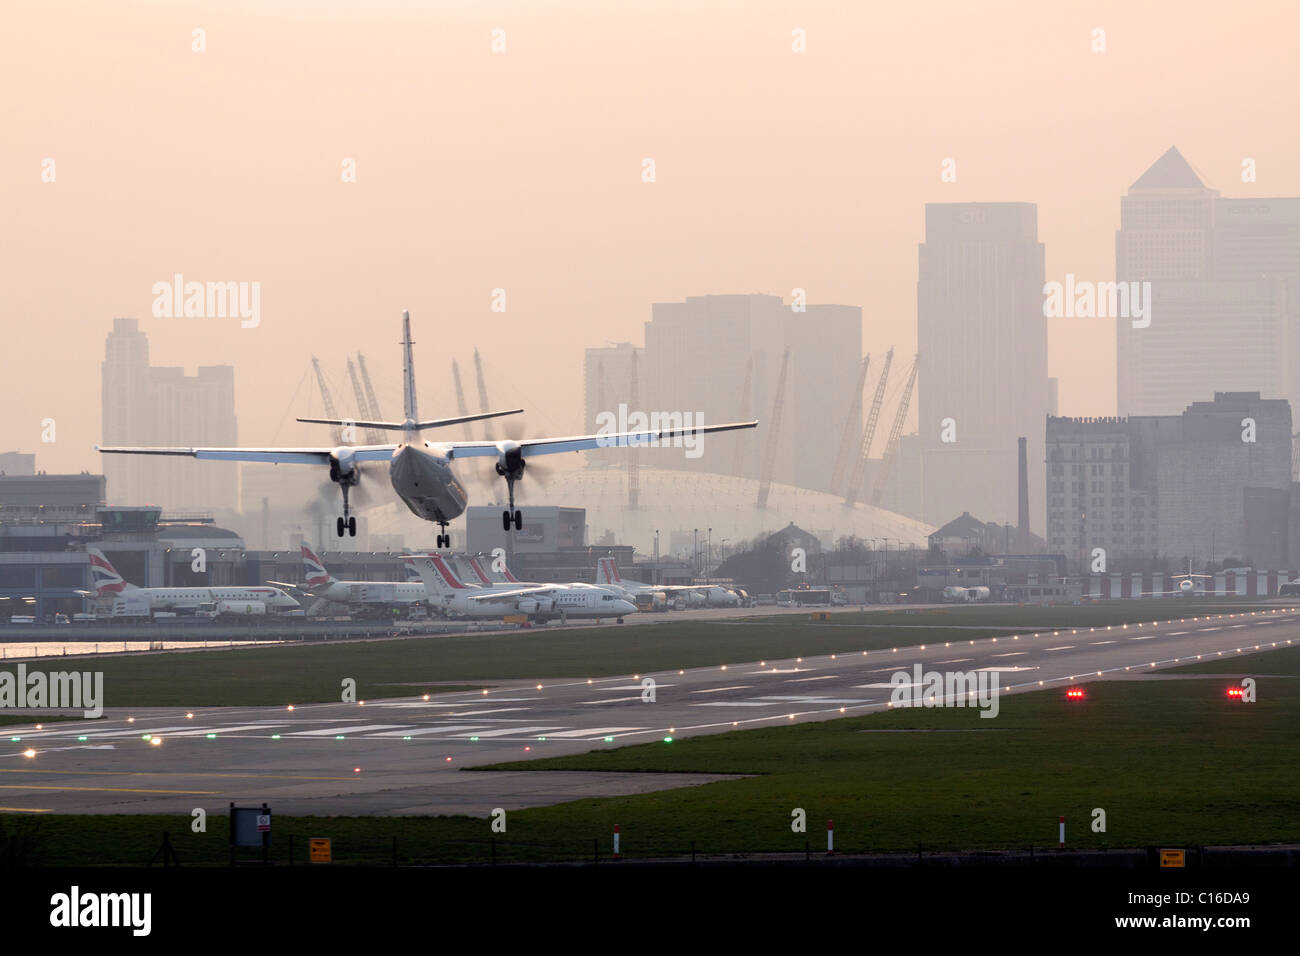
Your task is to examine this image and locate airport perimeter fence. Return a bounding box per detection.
[8,821,1289,868]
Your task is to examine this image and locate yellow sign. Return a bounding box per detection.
[811,611,830,622]
[1159,849,1185,868]
[309,837,332,864]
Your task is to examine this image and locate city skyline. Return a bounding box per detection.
[6,1,1300,476]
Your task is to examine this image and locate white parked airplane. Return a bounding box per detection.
[595,556,740,607]
[83,547,300,614]
[941,585,990,603]
[97,312,758,547]
[407,553,636,623]
[267,545,427,610]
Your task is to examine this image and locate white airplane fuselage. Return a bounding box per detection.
[131,587,299,612]
[388,442,470,525]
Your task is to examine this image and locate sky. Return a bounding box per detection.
[4,0,1299,474]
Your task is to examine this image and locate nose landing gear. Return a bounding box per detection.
[436,521,450,550]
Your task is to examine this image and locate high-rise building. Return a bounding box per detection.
[581,294,862,493]
[100,318,238,513]
[915,202,1048,527]
[1116,148,1297,416]
[1046,392,1292,570]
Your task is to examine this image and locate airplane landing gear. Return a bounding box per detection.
[336,483,357,537]
[501,476,522,530]
[436,522,450,550]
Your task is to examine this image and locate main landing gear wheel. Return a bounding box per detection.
[513,510,522,530]
[435,521,450,550]
[335,478,357,537]
[502,510,511,531]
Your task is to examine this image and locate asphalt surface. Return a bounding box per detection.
[0,607,1294,816]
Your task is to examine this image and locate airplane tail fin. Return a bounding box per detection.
[301,545,334,588]
[405,553,470,596]
[86,547,136,597]
[465,556,494,586]
[402,310,418,424]
[596,557,622,586]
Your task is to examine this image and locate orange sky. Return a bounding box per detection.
[4,0,1298,473]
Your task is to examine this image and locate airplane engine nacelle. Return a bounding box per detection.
[515,598,539,614]
[330,447,360,484]
[494,441,525,482]
[1179,578,1194,593]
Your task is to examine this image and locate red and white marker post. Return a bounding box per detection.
[613,823,621,859]
[827,819,834,855]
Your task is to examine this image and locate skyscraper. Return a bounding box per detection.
[639,293,861,491]
[916,202,1048,527]
[1116,148,1292,416]
[100,318,238,512]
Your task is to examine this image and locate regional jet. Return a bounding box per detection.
[98,312,758,546]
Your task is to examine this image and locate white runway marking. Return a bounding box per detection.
[1167,631,1189,636]
[291,724,411,736]
[1088,641,1117,646]
[580,696,643,705]
[757,695,871,704]
[448,726,563,738]
[935,658,973,664]
[437,707,528,716]
[692,701,790,707]
[85,725,201,738]
[366,725,487,737]
[991,652,1026,657]
[544,727,647,739]
[690,685,752,694]
[1044,645,1075,651]
[167,724,285,737]
[786,675,838,683]
[1130,635,1158,640]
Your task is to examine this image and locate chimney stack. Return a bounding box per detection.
[1016,436,1030,552]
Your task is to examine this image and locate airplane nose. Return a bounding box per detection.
[619,600,637,614]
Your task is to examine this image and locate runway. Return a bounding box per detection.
[1,607,1294,816]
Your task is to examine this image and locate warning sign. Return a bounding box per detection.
[1159,849,1185,868]
[309,837,332,864]
[256,814,271,833]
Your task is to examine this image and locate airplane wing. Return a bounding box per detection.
[465,586,555,603]
[441,420,759,459]
[296,409,523,431]
[96,445,398,464]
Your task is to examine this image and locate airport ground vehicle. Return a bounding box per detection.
[776,587,832,607]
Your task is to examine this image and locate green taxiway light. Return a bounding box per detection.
[335,735,345,740]
[206,733,216,739]
[402,736,412,741]
[77,735,88,742]
[142,734,152,740]
[470,736,479,742]
[9,737,19,742]
[538,736,547,741]
[271,734,281,740]
[604,736,614,742]
[663,736,674,743]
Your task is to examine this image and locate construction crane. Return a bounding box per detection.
[732,356,753,479]
[345,357,383,444]
[756,347,790,509]
[828,355,870,496]
[473,349,493,441]
[451,359,474,440]
[310,356,344,444]
[870,353,918,507]
[356,352,386,423]
[844,349,893,507]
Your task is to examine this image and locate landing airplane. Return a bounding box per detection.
[98,312,758,546]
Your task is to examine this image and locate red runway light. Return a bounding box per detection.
[1066,688,1086,700]
[1226,687,1244,699]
